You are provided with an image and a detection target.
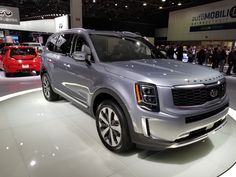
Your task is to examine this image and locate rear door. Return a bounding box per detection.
[58,34,98,107]
[51,33,74,93]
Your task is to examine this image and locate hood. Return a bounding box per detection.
[104,59,224,86]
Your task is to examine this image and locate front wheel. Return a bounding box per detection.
[96,100,134,152]
[41,73,59,101]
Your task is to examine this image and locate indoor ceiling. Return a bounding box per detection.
[0,0,222,26]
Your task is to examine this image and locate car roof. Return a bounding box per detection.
[4,46,35,49]
[56,28,141,38]
[22,42,41,44]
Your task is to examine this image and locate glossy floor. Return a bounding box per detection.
[0,91,236,177]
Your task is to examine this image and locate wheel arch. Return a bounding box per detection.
[91,88,135,140]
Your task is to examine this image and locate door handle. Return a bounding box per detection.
[63,63,71,68]
[47,58,53,62]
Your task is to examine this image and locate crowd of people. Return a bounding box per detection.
[157,45,236,76]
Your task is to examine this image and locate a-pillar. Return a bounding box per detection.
[70,0,83,28]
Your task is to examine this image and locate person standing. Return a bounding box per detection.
[218,47,227,73]
[212,48,219,69]
[197,47,206,65]
[176,45,183,61]
[226,47,236,75]
[167,45,175,59]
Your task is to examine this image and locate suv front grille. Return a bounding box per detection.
[172,81,226,106]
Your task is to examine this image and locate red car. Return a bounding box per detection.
[0,46,41,77]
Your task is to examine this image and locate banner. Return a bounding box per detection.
[0,6,20,25]
[190,5,236,32]
[167,0,236,41]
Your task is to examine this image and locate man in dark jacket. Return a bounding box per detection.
[197,47,206,65]
[218,47,227,73]
[226,48,236,75]
[212,48,219,69]
[176,45,183,61]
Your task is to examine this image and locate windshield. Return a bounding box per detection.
[10,48,36,56]
[90,34,165,62]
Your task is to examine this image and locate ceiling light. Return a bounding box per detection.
[115,3,118,6]
[178,2,182,6]
[125,5,128,8]
[172,2,175,5]
[93,0,96,3]
[143,2,147,6]
[159,6,163,9]
[162,0,166,2]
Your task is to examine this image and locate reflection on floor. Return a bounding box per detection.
[0,91,236,177]
[0,71,41,97]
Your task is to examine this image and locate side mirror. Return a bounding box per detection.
[72,51,86,61]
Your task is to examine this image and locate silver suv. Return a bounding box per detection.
[41,28,229,152]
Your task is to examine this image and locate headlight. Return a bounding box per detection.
[135,82,159,111]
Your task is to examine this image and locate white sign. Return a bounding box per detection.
[167,0,236,41]
[190,4,236,32]
[55,15,69,32]
[0,6,20,25]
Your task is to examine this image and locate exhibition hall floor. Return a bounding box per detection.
[0,90,236,177]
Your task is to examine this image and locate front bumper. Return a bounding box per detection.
[131,97,229,150]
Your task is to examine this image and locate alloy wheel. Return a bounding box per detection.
[98,107,122,147]
[42,76,50,99]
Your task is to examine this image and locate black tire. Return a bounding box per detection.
[5,72,11,77]
[96,100,134,153]
[36,71,40,75]
[41,73,59,101]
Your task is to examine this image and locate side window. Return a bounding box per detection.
[72,35,87,53]
[55,33,73,55]
[46,35,58,52]
[1,48,6,55]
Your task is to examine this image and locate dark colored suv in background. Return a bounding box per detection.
[41,28,229,152]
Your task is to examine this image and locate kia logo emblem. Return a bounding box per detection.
[210,89,218,98]
[0,9,13,17]
[230,6,236,18]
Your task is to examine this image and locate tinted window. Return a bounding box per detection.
[55,33,73,54]
[46,35,58,52]
[90,34,165,62]
[10,48,36,57]
[72,35,87,52]
[1,48,8,55]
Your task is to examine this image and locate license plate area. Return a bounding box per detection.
[22,64,29,68]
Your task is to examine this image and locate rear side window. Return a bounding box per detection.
[1,48,8,55]
[10,48,36,57]
[55,33,73,55]
[46,35,58,52]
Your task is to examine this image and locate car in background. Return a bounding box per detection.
[0,46,41,77]
[21,42,43,52]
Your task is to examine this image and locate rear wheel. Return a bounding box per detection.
[42,73,59,101]
[96,100,133,152]
[5,72,11,77]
